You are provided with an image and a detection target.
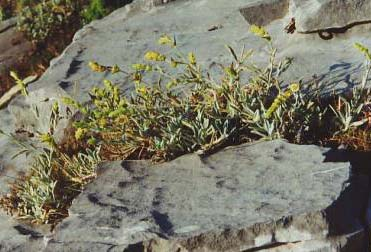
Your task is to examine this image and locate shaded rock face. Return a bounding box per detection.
[0,17,33,87]
[0,0,371,251]
[240,0,371,32]
[240,0,289,27]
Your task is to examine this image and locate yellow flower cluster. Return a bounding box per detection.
[136,85,148,95]
[144,51,166,61]
[132,72,142,84]
[265,83,300,119]
[75,128,87,141]
[39,133,57,148]
[88,61,107,72]
[249,25,271,41]
[88,61,121,74]
[158,35,176,47]
[132,64,152,71]
[111,64,121,74]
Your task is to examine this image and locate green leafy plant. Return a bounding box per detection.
[17,0,78,43]
[81,0,107,24]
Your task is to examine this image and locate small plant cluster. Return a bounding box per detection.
[0,0,126,43]
[17,0,79,43]
[0,0,129,98]
[0,100,100,225]
[2,26,371,226]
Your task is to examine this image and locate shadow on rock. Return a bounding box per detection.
[323,148,371,251]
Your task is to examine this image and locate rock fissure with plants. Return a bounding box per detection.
[1,26,371,229]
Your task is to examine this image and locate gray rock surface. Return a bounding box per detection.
[0,0,371,251]
[45,140,368,251]
[290,0,371,32]
[27,0,371,103]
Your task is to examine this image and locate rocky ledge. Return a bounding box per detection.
[1,0,371,251]
[1,140,370,251]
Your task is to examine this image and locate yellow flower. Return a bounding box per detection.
[158,34,175,47]
[111,64,121,74]
[136,86,148,95]
[132,72,142,84]
[113,86,120,103]
[103,79,114,91]
[74,128,87,141]
[170,58,178,68]
[283,90,292,99]
[88,61,106,72]
[354,42,371,61]
[132,64,152,71]
[289,83,300,93]
[114,114,129,124]
[98,118,107,128]
[249,25,271,41]
[39,133,57,148]
[188,52,196,65]
[144,51,166,61]
[264,89,294,119]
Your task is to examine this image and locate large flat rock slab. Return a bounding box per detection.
[24,0,371,103]
[45,140,368,251]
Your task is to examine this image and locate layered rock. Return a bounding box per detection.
[0,0,371,251]
[45,140,367,251]
[290,0,371,32]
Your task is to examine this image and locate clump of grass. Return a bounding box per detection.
[2,26,371,226]
[66,31,334,162]
[0,101,100,226]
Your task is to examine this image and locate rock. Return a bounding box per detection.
[0,17,16,33]
[290,0,371,32]
[0,211,47,252]
[45,140,369,251]
[23,0,371,105]
[0,0,371,251]
[0,18,33,74]
[240,0,289,27]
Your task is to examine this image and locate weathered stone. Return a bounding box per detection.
[290,0,371,32]
[0,0,371,251]
[0,17,16,33]
[23,0,371,106]
[0,211,47,252]
[240,0,289,27]
[44,140,369,251]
